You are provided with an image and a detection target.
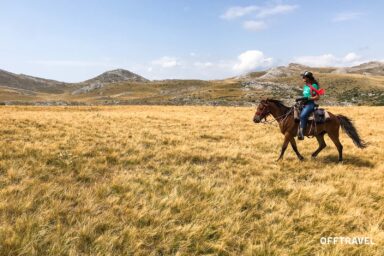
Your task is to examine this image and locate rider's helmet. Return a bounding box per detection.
[301,71,314,79]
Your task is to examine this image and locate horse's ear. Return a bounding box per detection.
[261,99,269,105]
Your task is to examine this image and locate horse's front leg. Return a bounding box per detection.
[290,137,304,161]
[277,133,290,161]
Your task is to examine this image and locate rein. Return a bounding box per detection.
[260,107,293,126]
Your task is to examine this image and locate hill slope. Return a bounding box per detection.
[0,69,68,93]
[72,69,150,95]
[83,69,149,84]
[333,61,384,75]
[1,63,384,105]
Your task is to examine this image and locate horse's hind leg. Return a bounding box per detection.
[312,133,327,158]
[328,131,343,162]
[290,138,304,161]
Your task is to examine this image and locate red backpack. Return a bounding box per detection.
[307,83,325,96]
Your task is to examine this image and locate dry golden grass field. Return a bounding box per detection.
[0,105,383,255]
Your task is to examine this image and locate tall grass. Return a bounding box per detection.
[0,106,383,255]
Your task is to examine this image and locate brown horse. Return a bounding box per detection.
[253,99,366,162]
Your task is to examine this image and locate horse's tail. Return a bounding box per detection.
[337,115,367,149]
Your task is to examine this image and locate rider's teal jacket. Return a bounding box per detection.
[303,83,319,99]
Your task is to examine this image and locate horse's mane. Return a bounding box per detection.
[265,98,290,109]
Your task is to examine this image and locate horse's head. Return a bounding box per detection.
[253,99,271,123]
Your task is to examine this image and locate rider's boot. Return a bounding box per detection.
[298,128,304,140]
[298,124,305,140]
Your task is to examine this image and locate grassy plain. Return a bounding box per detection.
[0,105,383,255]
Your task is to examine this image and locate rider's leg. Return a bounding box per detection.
[298,101,315,140]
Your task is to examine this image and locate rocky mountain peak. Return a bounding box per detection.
[84,69,149,85]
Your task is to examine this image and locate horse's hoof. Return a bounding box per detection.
[299,156,305,161]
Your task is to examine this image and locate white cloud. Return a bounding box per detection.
[221,4,298,20]
[151,56,180,68]
[256,4,298,18]
[333,12,363,22]
[233,50,273,72]
[220,6,259,20]
[243,20,267,31]
[343,52,361,63]
[292,52,365,67]
[221,4,298,31]
[292,54,337,67]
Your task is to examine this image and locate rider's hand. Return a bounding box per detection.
[295,97,307,102]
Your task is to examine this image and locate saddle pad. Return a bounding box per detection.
[294,108,330,121]
[308,109,330,120]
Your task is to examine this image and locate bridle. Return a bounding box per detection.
[256,102,294,126]
[256,102,270,121]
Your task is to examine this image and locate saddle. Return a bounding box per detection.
[294,104,330,124]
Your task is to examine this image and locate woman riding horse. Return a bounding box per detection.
[295,71,324,140]
[253,77,366,162]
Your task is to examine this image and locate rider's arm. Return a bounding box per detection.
[310,83,320,101]
[295,97,307,102]
[303,84,320,100]
[302,85,311,99]
[310,94,320,101]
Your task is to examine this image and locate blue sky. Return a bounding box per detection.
[0,0,383,82]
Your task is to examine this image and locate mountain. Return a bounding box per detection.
[0,69,68,93]
[244,61,384,80]
[71,69,150,95]
[257,63,310,79]
[332,61,384,76]
[0,68,150,96]
[240,62,384,106]
[1,63,384,106]
[241,63,339,80]
[83,69,149,84]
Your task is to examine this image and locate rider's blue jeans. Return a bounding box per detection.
[300,101,315,130]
